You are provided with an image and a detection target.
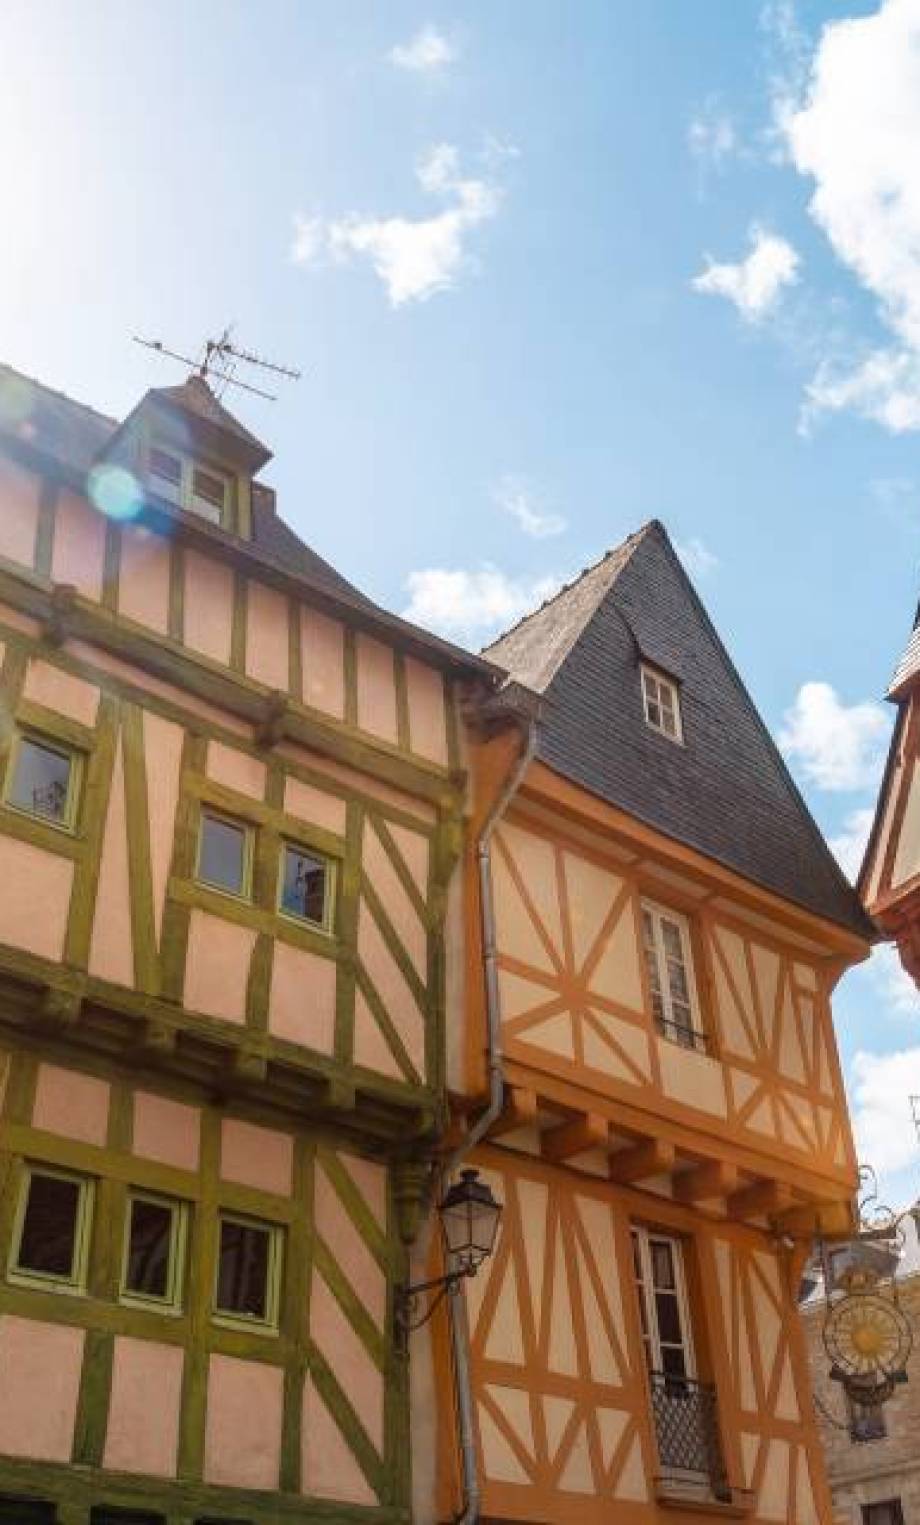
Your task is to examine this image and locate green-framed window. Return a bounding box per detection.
[9,1165,94,1293]
[196,809,254,900]
[120,1191,188,1313]
[214,1211,283,1332]
[278,841,335,932]
[0,1497,57,1523]
[148,443,229,528]
[4,732,82,831]
[90,1509,166,1525]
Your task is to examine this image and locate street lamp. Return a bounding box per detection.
[395,1169,503,1343]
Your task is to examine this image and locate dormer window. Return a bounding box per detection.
[641,664,682,742]
[148,445,228,526]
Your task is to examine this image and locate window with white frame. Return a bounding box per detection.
[631,1226,696,1382]
[641,899,704,1049]
[148,445,229,526]
[641,664,682,742]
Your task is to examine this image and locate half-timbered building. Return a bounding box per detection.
[859,607,920,987]
[0,360,495,1525]
[424,523,874,1525]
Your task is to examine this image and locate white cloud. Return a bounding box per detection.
[403,565,561,642]
[688,100,738,171]
[291,144,502,307]
[760,0,812,153]
[778,681,890,791]
[675,536,719,579]
[492,476,566,539]
[830,806,875,880]
[389,24,456,74]
[692,225,800,321]
[783,0,920,431]
[850,1041,920,1174]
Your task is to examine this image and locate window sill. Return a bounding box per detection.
[656,1481,754,1518]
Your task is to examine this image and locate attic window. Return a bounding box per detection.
[148,446,228,526]
[641,664,682,743]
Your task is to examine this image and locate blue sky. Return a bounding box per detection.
[3,0,920,1201]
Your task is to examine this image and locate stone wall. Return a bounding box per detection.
[803,1272,920,1525]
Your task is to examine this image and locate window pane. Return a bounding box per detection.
[0,1501,58,1525]
[125,1198,173,1300]
[656,1292,683,1345]
[17,1173,80,1278]
[190,468,224,524]
[149,448,183,505]
[217,1218,272,1321]
[660,1344,688,1379]
[9,739,72,823]
[650,1239,676,1291]
[199,815,247,895]
[281,846,328,925]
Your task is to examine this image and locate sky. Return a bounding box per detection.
[2,0,920,1204]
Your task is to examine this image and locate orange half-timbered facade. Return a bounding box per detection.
[859,608,920,986]
[423,525,874,1525]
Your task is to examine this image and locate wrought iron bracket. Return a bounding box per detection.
[394,1266,474,1348]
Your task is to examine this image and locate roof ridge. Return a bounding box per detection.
[0,361,118,429]
[482,520,658,656]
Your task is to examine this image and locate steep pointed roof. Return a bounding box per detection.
[486,520,873,940]
[150,373,270,462]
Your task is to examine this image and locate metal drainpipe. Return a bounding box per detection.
[445,717,538,1525]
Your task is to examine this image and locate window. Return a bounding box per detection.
[214,1213,282,1330]
[642,664,682,742]
[120,1192,187,1312]
[148,445,228,526]
[5,734,80,829]
[641,900,704,1049]
[197,811,252,899]
[90,1511,166,1525]
[631,1226,696,1381]
[862,1503,904,1525]
[279,843,333,930]
[849,1393,887,1443]
[0,1498,57,1524]
[10,1166,93,1291]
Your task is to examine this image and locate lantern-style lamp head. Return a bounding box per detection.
[439,1169,503,1277]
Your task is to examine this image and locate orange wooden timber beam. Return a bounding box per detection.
[673,1161,741,1205]
[541,1112,609,1163]
[727,1180,795,1222]
[608,1138,676,1184]
[490,1085,539,1139]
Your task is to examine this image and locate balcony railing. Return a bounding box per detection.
[649,1372,730,1500]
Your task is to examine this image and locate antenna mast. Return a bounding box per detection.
[133,325,301,402]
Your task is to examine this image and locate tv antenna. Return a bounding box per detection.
[133,325,301,403]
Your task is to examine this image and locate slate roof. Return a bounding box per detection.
[0,361,490,673]
[151,374,270,461]
[486,520,874,940]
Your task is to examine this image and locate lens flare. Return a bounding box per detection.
[87,464,143,521]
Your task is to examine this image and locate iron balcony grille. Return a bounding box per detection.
[654,1015,710,1054]
[649,1372,729,1498]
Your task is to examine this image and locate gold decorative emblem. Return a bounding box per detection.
[823,1292,912,1381]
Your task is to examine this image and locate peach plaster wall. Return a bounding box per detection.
[405,656,448,766]
[143,709,184,949]
[88,730,133,988]
[0,1316,84,1462]
[301,605,344,718]
[22,658,100,728]
[117,524,171,634]
[183,911,256,1024]
[204,1353,284,1490]
[103,1337,184,1477]
[32,1062,110,1146]
[245,579,289,690]
[0,836,73,962]
[50,490,106,602]
[356,633,398,745]
[220,1117,293,1196]
[207,739,266,799]
[0,458,39,569]
[268,942,336,1054]
[132,1090,201,1172]
[284,774,347,837]
[182,548,234,665]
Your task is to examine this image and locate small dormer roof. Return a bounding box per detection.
[148,374,272,469]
